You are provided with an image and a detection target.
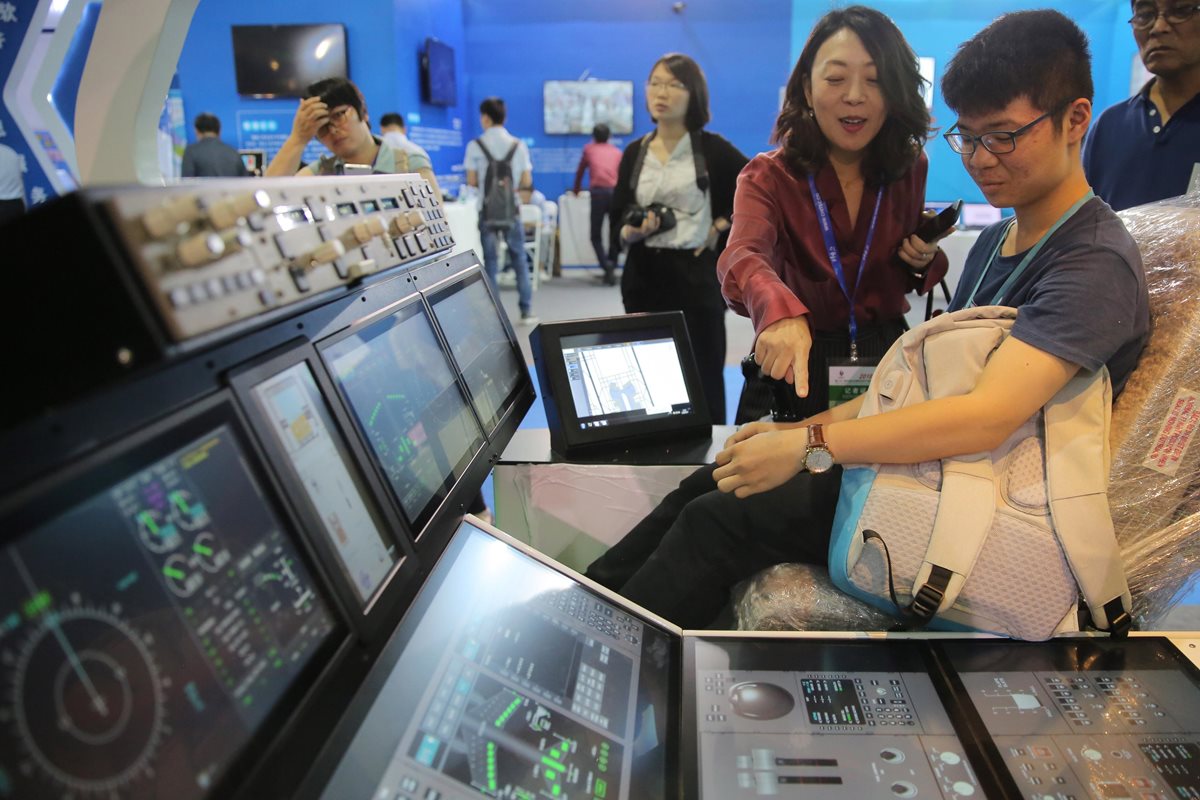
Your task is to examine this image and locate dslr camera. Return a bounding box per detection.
[622,202,677,234]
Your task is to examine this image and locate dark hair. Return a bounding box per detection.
[592,123,611,143]
[194,112,220,135]
[648,53,711,132]
[942,10,1092,124]
[305,77,367,124]
[775,6,930,184]
[379,112,405,130]
[480,97,507,125]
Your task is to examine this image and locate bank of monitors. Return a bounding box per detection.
[531,312,711,456]
[302,518,678,800]
[0,395,341,800]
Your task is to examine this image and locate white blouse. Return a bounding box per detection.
[635,134,712,251]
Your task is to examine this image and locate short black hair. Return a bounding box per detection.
[942,10,1093,123]
[775,5,930,185]
[592,123,611,143]
[379,112,405,130]
[649,53,710,132]
[480,97,507,125]
[305,77,368,124]
[194,112,220,135]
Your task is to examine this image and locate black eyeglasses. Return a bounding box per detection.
[943,107,1061,156]
[1128,3,1200,29]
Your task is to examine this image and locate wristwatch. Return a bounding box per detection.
[803,424,836,474]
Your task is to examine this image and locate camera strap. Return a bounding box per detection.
[628,129,710,199]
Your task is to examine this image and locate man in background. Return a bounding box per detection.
[379,113,431,164]
[1084,0,1200,209]
[464,97,537,324]
[0,142,24,223]
[181,113,249,178]
[573,123,622,285]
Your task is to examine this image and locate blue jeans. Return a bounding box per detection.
[479,222,532,315]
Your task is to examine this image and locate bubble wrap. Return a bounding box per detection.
[734,563,895,631]
[1111,193,1200,627]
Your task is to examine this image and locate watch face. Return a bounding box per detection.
[806,447,835,473]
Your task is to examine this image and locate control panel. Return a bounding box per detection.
[100,174,454,343]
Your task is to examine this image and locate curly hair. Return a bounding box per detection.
[774,5,930,185]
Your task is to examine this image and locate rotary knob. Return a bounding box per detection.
[207,190,271,230]
[388,213,415,237]
[141,195,204,239]
[304,239,346,268]
[175,232,225,268]
[341,217,386,248]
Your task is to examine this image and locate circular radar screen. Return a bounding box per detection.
[12,601,167,795]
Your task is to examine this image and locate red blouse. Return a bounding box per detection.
[718,149,948,336]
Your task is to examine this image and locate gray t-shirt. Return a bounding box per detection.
[948,197,1148,394]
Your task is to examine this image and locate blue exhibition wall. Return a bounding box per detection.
[175,0,470,185]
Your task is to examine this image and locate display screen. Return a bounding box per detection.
[427,274,524,433]
[940,638,1200,800]
[250,362,398,605]
[561,328,695,430]
[323,300,485,534]
[315,520,677,800]
[231,24,347,98]
[544,80,634,135]
[421,38,457,107]
[0,410,338,799]
[683,638,980,800]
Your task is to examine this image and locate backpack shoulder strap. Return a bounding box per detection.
[503,141,520,163]
[690,130,710,192]
[475,137,495,162]
[628,132,656,197]
[1045,367,1132,636]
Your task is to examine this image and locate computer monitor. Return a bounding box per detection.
[530,312,711,456]
[239,355,403,609]
[231,24,348,98]
[425,271,527,434]
[543,80,635,136]
[0,396,340,800]
[321,296,486,537]
[304,517,679,800]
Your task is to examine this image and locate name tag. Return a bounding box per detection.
[828,357,878,407]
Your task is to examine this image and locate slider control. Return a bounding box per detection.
[142,195,205,239]
[341,217,386,248]
[207,190,271,230]
[175,232,225,269]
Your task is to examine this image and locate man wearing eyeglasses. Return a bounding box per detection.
[264,77,436,191]
[1083,0,1200,210]
[578,10,1150,632]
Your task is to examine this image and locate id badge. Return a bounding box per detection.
[828,356,879,407]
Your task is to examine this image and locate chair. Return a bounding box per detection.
[520,203,544,290]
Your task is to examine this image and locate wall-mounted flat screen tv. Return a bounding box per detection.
[420,38,456,107]
[544,80,634,135]
[232,24,348,98]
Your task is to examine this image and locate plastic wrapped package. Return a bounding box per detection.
[1110,193,1200,626]
[734,563,895,631]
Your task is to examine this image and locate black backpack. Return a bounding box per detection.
[476,138,521,230]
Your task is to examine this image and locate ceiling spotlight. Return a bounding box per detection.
[672,2,686,12]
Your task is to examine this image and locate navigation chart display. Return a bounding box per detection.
[250,361,398,605]
[323,300,485,533]
[0,410,337,799]
[316,520,677,800]
[561,329,694,429]
[428,274,524,433]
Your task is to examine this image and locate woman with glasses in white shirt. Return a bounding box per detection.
[613,53,749,424]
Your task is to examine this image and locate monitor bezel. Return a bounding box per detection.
[0,390,349,800]
[542,79,636,136]
[230,24,349,99]
[316,290,488,542]
[531,311,712,456]
[421,268,530,437]
[229,339,421,639]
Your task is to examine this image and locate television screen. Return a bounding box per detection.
[231,24,347,98]
[544,80,634,135]
[420,38,456,107]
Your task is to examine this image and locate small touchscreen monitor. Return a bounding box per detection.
[530,312,711,456]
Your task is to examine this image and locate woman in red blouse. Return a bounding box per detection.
[718,5,952,423]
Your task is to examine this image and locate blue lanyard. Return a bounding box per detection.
[808,174,884,360]
[964,191,1095,308]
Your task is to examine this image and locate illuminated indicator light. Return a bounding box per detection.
[116,571,139,591]
[368,401,382,427]
[542,756,566,773]
[193,541,214,557]
[3,611,20,630]
[385,393,405,400]
[138,510,161,534]
[546,770,556,781]
[495,696,522,727]
[163,565,187,581]
[22,590,51,619]
[487,742,498,791]
[552,786,561,796]
[595,778,608,798]
[242,695,253,706]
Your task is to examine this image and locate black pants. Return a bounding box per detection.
[585,463,842,628]
[0,198,24,225]
[735,319,908,424]
[589,188,614,273]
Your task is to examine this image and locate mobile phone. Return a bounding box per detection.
[913,199,963,242]
[339,163,374,177]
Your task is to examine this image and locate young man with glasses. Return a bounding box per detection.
[264,78,436,190]
[584,10,1150,630]
[1083,0,1200,209]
